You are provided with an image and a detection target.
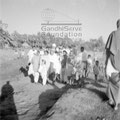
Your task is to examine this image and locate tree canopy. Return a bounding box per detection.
[1,29,105,51]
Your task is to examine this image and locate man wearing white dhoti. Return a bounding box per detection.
[31,50,40,83]
[49,50,61,82]
[74,47,87,79]
[105,19,120,110]
[39,50,50,85]
[53,52,61,75]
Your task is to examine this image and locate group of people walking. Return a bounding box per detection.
[27,45,70,85]
[26,19,120,111]
[27,43,103,86]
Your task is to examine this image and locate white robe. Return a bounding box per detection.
[106,58,120,105]
[27,49,37,63]
[38,55,50,85]
[106,58,119,77]
[49,54,61,74]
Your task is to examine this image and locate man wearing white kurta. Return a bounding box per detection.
[49,50,61,82]
[27,47,37,64]
[27,47,37,76]
[31,50,40,83]
[39,51,50,85]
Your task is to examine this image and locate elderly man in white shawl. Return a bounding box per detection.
[28,50,40,83]
[49,49,61,83]
[105,19,120,110]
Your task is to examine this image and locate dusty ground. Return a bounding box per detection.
[42,83,120,120]
[0,49,67,120]
[0,49,120,120]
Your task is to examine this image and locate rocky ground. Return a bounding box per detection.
[0,49,120,120]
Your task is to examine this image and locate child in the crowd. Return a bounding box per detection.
[93,60,100,82]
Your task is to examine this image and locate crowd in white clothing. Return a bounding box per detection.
[26,44,104,85]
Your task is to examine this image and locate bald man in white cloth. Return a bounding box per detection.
[105,19,120,110]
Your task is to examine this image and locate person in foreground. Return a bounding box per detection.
[105,19,120,110]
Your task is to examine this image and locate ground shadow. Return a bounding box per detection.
[91,82,106,88]
[0,81,19,120]
[19,66,43,83]
[19,66,28,77]
[86,87,108,102]
[35,83,81,120]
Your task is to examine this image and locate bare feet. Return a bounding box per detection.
[108,100,114,105]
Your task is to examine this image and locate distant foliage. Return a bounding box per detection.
[10,31,105,51]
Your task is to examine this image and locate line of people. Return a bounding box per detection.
[27,45,104,86]
[27,46,69,85]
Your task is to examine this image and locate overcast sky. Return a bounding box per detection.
[1,0,120,42]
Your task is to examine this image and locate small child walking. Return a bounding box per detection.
[93,60,100,82]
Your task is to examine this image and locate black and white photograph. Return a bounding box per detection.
[0,0,120,120]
